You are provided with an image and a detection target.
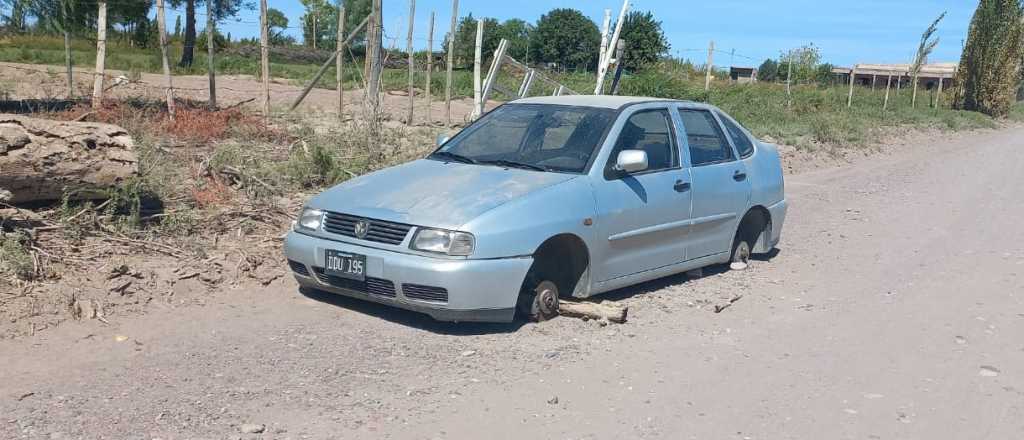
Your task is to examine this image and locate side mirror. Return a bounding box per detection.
[436,134,450,147]
[614,150,648,173]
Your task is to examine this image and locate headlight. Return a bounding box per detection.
[295,208,324,232]
[410,228,475,256]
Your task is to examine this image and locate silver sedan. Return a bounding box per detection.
[284,95,787,322]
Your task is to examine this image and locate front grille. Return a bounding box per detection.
[288,260,310,276]
[312,267,396,297]
[322,212,413,245]
[402,284,449,303]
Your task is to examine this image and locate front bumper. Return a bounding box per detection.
[283,231,533,322]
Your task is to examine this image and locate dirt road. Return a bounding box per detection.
[3,126,1023,439]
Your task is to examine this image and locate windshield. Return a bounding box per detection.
[431,104,616,173]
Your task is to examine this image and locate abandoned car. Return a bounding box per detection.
[284,95,787,322]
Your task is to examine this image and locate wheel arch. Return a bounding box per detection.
[737,205,773,254]
[523,233,592,299]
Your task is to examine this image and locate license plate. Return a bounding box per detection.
[324,250,365,281]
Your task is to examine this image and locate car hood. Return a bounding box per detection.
[308,159,578,230]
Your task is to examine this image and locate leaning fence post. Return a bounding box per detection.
[472,19,483,119]
[883,71,892,111]
[289,15,369,112]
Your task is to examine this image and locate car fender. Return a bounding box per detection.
[746,141,785,209]
[460,177,598,260]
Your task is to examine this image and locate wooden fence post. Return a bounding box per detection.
[365,0,383,155]
[472,19,483,119]
[156,0,175,119]
[595,0,628,95]
[406,0,416,126]
[934,77,943,108]
[445,0,458,127]
[259,0,270,122]
[62,0,72,98]
[205,0,216,109]
[479,39,508,113]
[883,71,892,111]
[610,39,626,95]
[91,1,107,108]
[597,8,610,92]
[704,40,714,96]
[336,3,345,119]
[847,67,856,108]
[426,11,434,124]
[912,74,920,108]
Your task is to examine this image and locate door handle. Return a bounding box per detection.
[673,180,691,192]
[733,171,747,182]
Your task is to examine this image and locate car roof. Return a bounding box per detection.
[513,95,701,110]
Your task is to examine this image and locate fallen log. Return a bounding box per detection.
[0,114,137,203]
[558,299,628,324]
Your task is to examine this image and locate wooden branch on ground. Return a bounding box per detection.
[558,299,628,323]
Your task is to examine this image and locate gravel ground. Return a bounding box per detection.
[2,113,1023,437]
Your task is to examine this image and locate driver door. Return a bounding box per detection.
[590,107,694,282]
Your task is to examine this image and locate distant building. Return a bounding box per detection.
[729,66,758,83]
[832,63,957,90]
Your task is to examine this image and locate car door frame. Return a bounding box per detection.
[584,102,694,286]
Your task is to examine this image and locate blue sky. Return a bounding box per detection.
[168,0,977,67]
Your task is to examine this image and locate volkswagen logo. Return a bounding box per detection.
[354,220,370,239]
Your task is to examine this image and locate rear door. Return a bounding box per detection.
[677,107,752,260]
[589,106,693,282]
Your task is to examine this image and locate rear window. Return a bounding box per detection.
[719,114,755,158]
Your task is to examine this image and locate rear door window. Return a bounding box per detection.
[718,113,755,159]
[678,109,735,166]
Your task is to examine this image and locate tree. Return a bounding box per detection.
[169,0,249,68]
[756,58,778,82]
[954,0,1024,116]
[266,7,289,45]
[496,19,533,62]
[446,14,500,69]
[340,0,371,46]
[173,15,181,39]
[300,0,337,49]
[778,44,823,84]
[531,8,600,70]
[910,12,945,107]
[617,11,669,70]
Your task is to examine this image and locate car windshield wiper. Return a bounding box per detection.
[430,151,477,164]
[480,159,548,172]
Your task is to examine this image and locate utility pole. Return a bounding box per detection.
[205,0,217,109]
[406,0,416,126]
[156,0,175,119]
[847,67,856,108]
[91,1,107,108]
[62,0,72,98]
[786,52,793,109]
[336,3,346,119]
[704,40,715,95]
[426,11,435,124]
[445,0,458,127]
[260,0,270,122]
